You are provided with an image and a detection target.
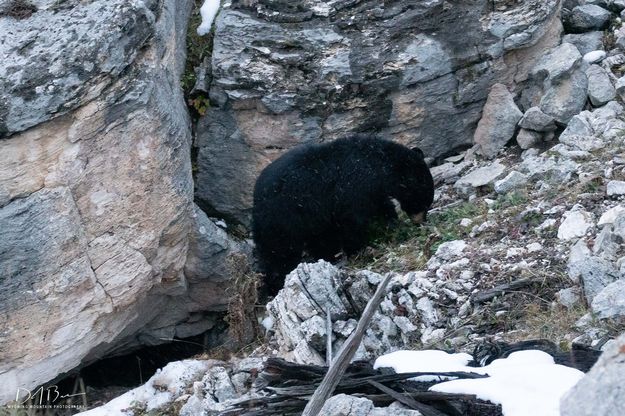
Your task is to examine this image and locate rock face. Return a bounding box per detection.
[560,333,625,416]
[197,0,562,224]
[0,0,247,402]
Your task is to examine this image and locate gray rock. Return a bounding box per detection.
[530,42,583,82]
[563,31,605,55]
[557,287,582,308]
[586,64,616,106]
[540,66,589,124]
[183,205,252,312]
[583,50,607,63]
[616,76,625,99]
[614,0,625,11]
[198,0,562,222]
[319,394,375,416]
[607,180,625,195]
[527,43,588,124]
[0,1,157,139]
[516,129,543,149]
[560,335,625,416]
[566,4,612,33]
[319,394,423,416]
[561,333,625,416]
[494,171,529,193]
[558,207,594,240]
[518,106,557,131]
[0,0,250,402]
[568,240,620,302]
[520,154,579,182]
[430,161,471,185]
[454,162,507,194]
[613,212,625,241]
[558,112,596,149]
[205,366,238,403]
[598,205,625,226]
[474,84,523,158]
[591,280,625,319]
[559,102,625,150]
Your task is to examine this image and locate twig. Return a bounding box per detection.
[326,306,333,365]
[301,272,393,416]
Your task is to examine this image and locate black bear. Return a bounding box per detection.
[252,134,434,294]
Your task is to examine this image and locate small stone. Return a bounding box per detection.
[416,297,439,326]
[495,170,528,194]
[563,32,605,56]
[587,64,616,107]
[454,161,507,194]
[598,205,625,225]
[558,207,594,240]
[420,328,446,345]
[614,154,625,164]
[557,287,582,309]
[526,242,543,252]
[591,280,625,319]
[516,129,543,150]
[566,5,612,33]
[459,218,473,227]
[518,107,557,132]
[506,247,526,258]
[434,240,467,260]
[320,394,375,415]
[616,76,625,100]
[607,180,625,195]
[583,50,607,63]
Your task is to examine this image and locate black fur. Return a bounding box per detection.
[252,135,434,294]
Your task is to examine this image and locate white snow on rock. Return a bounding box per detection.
[76,360,210,416]
[197,0,220,36]
[373,350,473,381]
[375,350,584,416]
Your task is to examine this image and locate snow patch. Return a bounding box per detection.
[76,360,210,416]
[374,349,584,416]
[197,0,220,36]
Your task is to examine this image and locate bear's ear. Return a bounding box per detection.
[411,147,425,159]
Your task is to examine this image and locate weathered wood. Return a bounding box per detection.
[301,272,394,416]
[470,278,541,304]
[367,380,449,416]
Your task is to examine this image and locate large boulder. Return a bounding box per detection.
[560,332,625,416]
[473,83,523,158]
[197,0,562,225]
[0,0,247,402]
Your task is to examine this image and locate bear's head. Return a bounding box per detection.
[391,146,434,223]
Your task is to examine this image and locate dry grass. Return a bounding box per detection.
[348,202,487,274]
[225,253,262,345]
